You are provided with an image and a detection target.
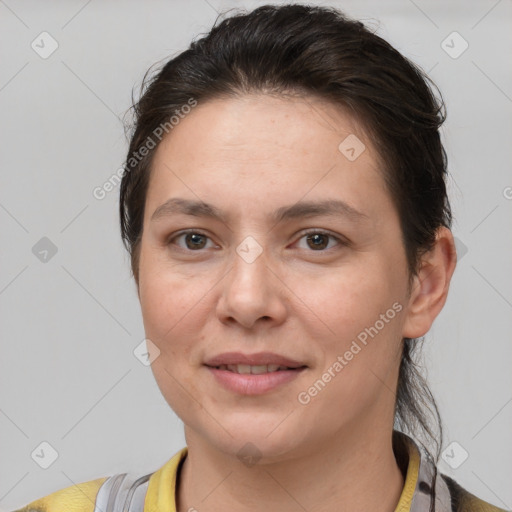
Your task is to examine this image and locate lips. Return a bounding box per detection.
[204,351,308,394]
[206,365,307,395]
[204,351,306,369]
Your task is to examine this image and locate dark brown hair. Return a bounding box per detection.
[120,2,451,481]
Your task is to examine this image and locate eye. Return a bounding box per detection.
[168,230,216,251]
[294,229,346,252]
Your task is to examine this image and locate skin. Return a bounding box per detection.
[136,94,457,512]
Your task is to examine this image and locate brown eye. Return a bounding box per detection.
[306,233,329,250]
[168,231,213,251]
[296,230,346,252]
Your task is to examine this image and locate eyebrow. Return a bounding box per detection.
[150,197,369,225]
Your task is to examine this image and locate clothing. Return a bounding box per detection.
[10,431,509,512]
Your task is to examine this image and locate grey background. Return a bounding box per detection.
[1,0,511,510]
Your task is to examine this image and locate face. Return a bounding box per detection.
[137,94,414,461]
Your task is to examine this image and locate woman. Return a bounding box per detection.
[12,4,508,512]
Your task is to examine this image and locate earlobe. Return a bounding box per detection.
[402,227,457,339]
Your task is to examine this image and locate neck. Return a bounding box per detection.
[176,424,405,512]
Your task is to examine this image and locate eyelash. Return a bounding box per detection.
[167,228,347,253]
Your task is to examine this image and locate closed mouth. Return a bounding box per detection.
[208,364,307,375]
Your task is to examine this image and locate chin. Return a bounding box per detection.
[195,419,309,464]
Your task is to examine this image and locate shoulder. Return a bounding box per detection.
[441,473,510,512]
[10,476,109,512]
[9,448,188,512]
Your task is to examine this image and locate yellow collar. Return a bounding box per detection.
[145,446,188,512]
[394,431,422,511]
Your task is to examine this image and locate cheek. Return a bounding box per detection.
[139,258,205,410]
[138,252,199,364]
[296,257,400,335]
[296,257,404,391]
[295,270,403,430]
[139,243,197,324]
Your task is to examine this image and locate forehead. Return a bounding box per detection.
[153,93,372,163]
[145,93,392,224]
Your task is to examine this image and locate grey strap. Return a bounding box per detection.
[93,472,152,512]
[409,441,452,512]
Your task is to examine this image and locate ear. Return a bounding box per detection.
[402,227,457,339]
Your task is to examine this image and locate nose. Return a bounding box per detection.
[216,240,287,330]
